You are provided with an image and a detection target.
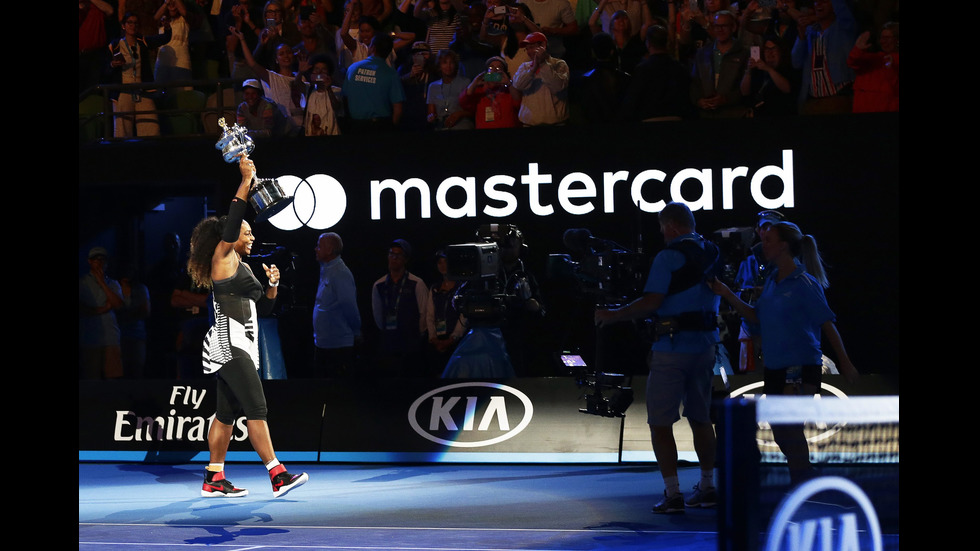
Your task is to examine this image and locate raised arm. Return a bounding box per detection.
[211,156,255,279]
[229,26,271,82]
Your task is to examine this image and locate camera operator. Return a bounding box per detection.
[732,209,784,372]
[594,202,720,514]
[497,226,546,375]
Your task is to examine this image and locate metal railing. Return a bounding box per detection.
[78,78,243,142]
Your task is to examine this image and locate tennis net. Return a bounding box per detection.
[717,395,899,551]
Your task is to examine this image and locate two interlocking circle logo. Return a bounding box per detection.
[265,174,347,231]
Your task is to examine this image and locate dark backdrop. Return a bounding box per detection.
[79,114,899,380]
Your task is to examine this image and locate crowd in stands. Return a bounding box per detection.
[80,0,899,138]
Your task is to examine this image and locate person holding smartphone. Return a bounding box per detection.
[740,36,797,116]
[459,56,521,128]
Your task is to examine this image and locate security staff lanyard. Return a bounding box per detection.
[383,274,408,330]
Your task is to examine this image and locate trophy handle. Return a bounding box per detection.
[215,117,292,222]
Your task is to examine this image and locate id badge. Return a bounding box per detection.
[385,311,398,330]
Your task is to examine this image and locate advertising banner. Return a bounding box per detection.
[79,377,624,463]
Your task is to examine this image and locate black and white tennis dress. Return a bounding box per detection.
[202,261,266,374]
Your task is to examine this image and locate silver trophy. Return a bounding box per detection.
[215,118,293,223]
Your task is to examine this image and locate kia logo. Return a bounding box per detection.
[408,382,534,448]
[766,476,883,551]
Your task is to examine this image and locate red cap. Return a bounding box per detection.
[520,32,547,47]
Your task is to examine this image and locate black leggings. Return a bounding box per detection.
[214,357,269,424]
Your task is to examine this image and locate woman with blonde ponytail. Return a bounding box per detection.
[710,220,858,482]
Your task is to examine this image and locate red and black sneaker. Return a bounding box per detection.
[269,465,309,498]
[201,470,248,498]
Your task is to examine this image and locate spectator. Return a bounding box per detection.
[690,10,749,118]
[342,33,406,132]
[618,25,692,122]
[427,49,475,129]
[236,78,294,136]
[450,1,495,79]
[498,3,541,77]
[338,10,404,74]
[791,0,857,114]
[359,0,395,27]
[293,3,339,77]
[518,0,579,60]
[303,54,343,135]
[512,31,570,126]
[79,0,114,94]
[230,25,308,130]
[398,41,438,131]
[748,0,800,53]
[459,55,522,129]
[675,0,732,63]
[393,0,430,43]
[108,12,172,137]
[155,44,194,90]
[586,0,643,38]
[313,232,362,377]
[414,0,464,53]
[847,22,898,113]
[606,9,644,74]
[79,247,124,379]
[118,0,160,38]
[185,0,217,80]
[371,239,430,377]
[154,0,195,86]
[740,36,798,116]
[574,32,630,125]
[479,0,515,51]
[225,0,262,79]
[337,0,367,74]
[253,0,303,70]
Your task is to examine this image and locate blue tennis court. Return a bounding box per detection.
[79,462,721,550]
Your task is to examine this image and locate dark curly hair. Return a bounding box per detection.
[187,215,229,289]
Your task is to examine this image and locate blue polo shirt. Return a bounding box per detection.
[643,233,720,354]
[756,261,835,370]
[343,55,405,120]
